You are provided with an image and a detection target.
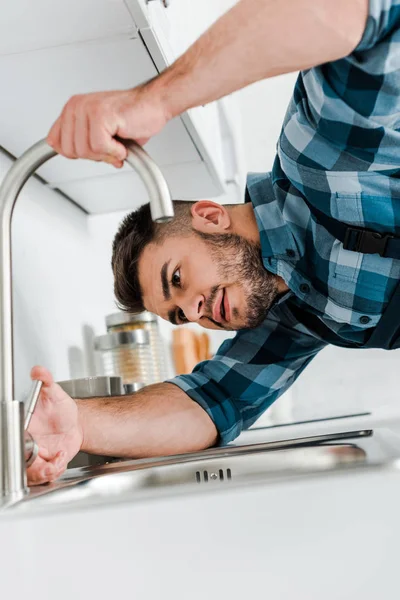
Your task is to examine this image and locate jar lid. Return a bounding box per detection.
[94,330,150,351]
[106,311,157,328]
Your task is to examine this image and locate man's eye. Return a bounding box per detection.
[172,269,181,287]
[177,308,187,323]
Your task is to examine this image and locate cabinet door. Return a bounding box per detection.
[0,0,137,55]
[126,1,238,59]
[0,37,200,184]
[125,0,233,198]
[57,161,226,213]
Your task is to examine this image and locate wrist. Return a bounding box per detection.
[143,65,188,122]
[75,399,86,452]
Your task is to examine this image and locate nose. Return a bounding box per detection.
[181,294,205,323]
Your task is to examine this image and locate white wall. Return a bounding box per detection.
[3,151,131,401]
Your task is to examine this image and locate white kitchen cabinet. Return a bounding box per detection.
[0,38,199,182]
[0,0,137,55]
[57,160,225,213]
[125,0,237,62]
[0,0,243,212]
[125,0,244,204]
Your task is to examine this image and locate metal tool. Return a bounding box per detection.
[24,380,42,430]
[0,138,174,509]
[24,432,39,468]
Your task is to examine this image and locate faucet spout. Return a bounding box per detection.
[0,138,174,507]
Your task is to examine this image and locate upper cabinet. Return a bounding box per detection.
[0,0,243,213]
[0,0,137,55]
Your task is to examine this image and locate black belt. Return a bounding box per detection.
[302,197,400,259]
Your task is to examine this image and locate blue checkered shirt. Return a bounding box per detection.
[168,0,400,445]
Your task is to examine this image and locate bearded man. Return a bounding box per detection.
[26,0,400,485]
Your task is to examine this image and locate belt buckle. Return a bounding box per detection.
[343,228,393,257]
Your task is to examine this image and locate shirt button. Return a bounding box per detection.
[286,249,295,258]
[300,283,310,294]
[360,316,371,325]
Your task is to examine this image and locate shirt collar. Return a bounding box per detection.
[245,172,298,260]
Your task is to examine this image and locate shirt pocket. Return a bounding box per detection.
[332,192,395,288]
[331,192,364,282]
[332,239,363,282]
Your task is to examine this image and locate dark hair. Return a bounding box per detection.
[111,201,194,313]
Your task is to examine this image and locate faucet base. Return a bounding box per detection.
[0,402,26,507]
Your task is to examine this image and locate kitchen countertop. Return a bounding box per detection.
[1,412,400,600]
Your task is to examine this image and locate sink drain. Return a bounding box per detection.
[195,468,232,483]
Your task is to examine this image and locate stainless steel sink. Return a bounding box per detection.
[11,430,372,515]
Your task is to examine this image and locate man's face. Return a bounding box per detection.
[139,228,280,331]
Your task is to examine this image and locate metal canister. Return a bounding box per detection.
[94,329,156,385]
[105,311,167,383]
[57,375,124,398]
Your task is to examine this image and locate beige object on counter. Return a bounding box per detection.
[172,329,212,375]
[197,332,212,362]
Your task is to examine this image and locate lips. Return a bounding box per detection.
[212,288,230,324]
[212,288,224,323]
[223,288,230,322]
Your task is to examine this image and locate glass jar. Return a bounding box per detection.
[105,311,167,383]
[94,329,155,385]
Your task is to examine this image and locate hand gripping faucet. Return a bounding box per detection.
[0,139,174,509]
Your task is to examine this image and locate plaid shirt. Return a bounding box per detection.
[169,0,400,445]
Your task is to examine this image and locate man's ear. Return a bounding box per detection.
[191,200,231,233]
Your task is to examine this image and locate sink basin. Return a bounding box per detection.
[11,430,371,515]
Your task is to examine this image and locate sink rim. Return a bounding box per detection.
[17,429,373,507]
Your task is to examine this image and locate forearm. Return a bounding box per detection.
[152,0,368,119]
[78,382,218,458]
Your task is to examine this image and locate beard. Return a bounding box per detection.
[194,230,280,330]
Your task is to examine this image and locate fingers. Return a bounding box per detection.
[47,117,61,152]
[30,365,74,410]
[30,365,54,388]
[88,115,127,166]
[74,109,90,159]
[60,101,77,159]
[48,95,80,159]
[27,450,68,486]
[48,92,127,167]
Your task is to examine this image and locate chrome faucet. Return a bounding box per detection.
[0,139,174,508]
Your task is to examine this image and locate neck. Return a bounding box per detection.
[228,202,260,245]
[229,203,290,295]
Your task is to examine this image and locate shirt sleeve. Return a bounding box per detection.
[356,0,400,51]
[167,303,326,446]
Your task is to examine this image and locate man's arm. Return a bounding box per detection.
[47,0,369,165]
[27,366,217,485]
[28,299,325,485]
[157,0,369,120]
[78,382,217,458]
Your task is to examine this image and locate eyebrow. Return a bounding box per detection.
[161,260,178,324]
[161,260,171,301]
